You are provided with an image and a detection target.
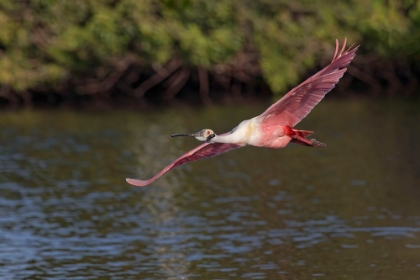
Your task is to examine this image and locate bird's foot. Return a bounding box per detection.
[310,139,326,147]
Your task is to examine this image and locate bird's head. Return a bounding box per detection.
[171,129,216,142]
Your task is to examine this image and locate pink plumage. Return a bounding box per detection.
[259,38,358,128]
[126,38,358,186]
[126,142,243,186]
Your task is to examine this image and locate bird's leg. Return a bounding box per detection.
[309,139,326,147]
[290,136,326,147]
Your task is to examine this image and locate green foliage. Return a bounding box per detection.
[0,0,419,101]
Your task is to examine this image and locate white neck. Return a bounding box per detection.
[208,119,255,145]
[210,133,240,144]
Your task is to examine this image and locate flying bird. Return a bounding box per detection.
[127,38,358,187]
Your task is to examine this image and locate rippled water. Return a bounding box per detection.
[1,98,420,279]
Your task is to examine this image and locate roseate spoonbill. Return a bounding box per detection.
[126,38,358,187]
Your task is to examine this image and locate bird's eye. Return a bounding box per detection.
[206,131,210,135]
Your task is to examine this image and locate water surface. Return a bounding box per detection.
[1,98,420,279]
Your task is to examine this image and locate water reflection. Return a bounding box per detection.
[1,99,420,278]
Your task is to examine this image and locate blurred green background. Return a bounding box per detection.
[0,0,420,108]
[0,0,419,108]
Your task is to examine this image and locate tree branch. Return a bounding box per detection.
[198,66,212,105]
[132,59,182,97]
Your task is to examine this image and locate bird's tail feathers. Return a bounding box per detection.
[284,126,314,138]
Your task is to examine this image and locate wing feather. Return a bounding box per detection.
[259,38,358,127]
[126,142,243,187]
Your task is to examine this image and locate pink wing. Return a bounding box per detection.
[258,38,358,127]
[126,142,243,187]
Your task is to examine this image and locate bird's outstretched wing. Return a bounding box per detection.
[258,38,358,128]
[126,142,243,187]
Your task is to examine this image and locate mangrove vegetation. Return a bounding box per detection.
[0,0,419,108]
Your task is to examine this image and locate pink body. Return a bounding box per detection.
[252,120,291,148]
[126,38,358,187]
